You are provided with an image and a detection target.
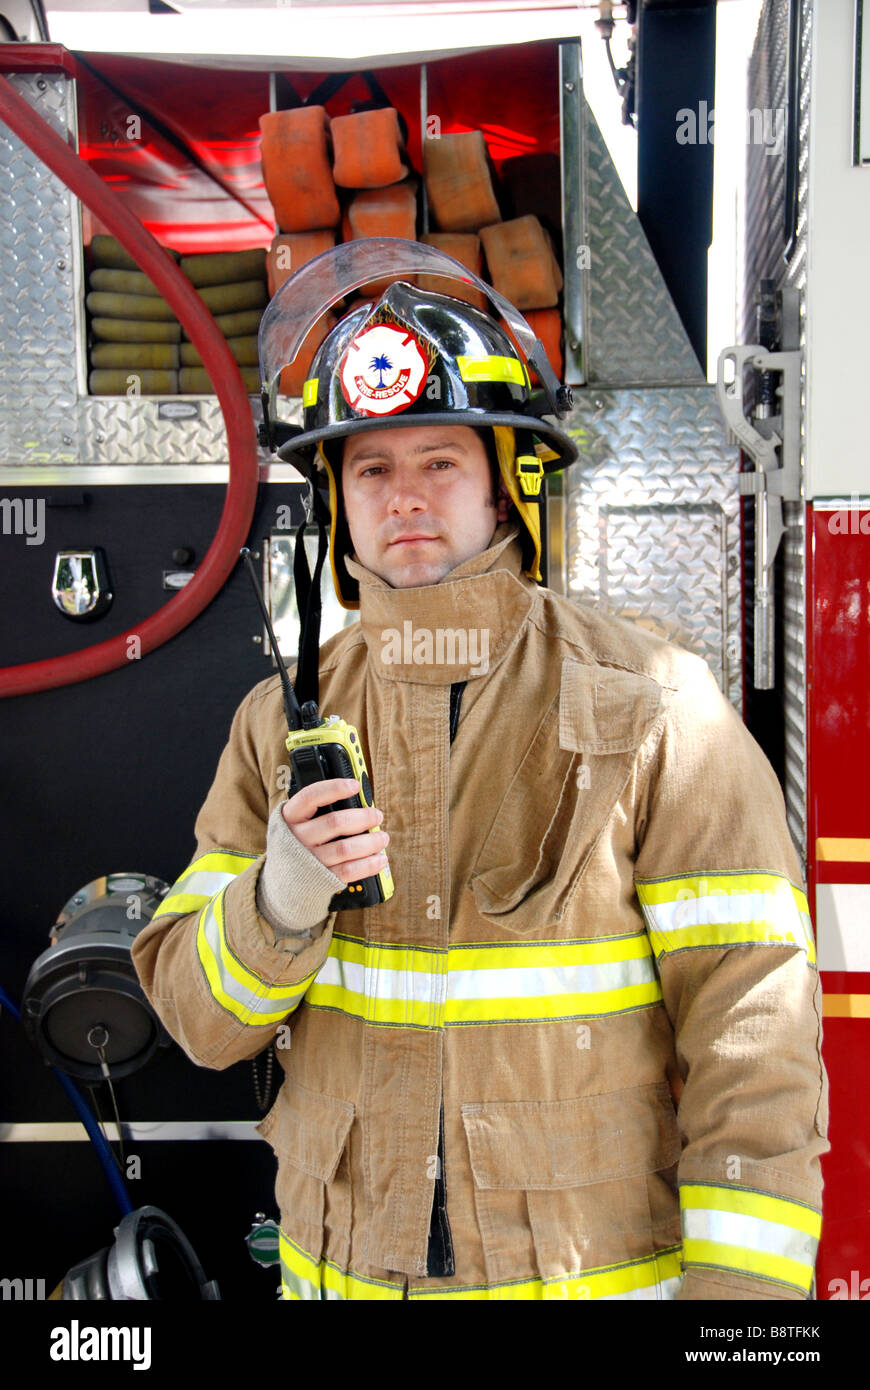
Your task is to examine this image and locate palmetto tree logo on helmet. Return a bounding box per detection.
[370,353,393,389]
[340,323,428,417]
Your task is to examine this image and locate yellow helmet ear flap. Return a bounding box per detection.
[492,425,543,583]
[316,441,359,610]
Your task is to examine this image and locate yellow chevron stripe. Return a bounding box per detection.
[279,1229,684,1301]
[635,872,806,906]
[680,1185,821,1237]
[279,1232,403,1301]
[681,1239,813,1293]
[152,849,257,921]
[444,980,664,1025]
[195,891,315,1025]
[636,874,815,965]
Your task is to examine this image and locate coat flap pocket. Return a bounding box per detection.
[559,659,662,755]
[256,1076,354,1184]
[461,1083,681,1189]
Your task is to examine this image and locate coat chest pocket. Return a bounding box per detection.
[469,660,663,935]
[461,1082,682,1290]
[257,1076,355,1274]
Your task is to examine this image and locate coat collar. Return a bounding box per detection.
[343,525,538,684]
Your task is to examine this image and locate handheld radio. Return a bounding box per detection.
[241,548,393,911]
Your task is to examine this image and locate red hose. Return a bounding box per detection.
[0,73,261,698]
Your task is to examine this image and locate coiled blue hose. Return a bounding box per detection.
[0,980,134,1217]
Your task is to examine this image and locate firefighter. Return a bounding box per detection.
[132,269,829,1301]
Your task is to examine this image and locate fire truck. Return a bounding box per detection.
[0,0,866,1303]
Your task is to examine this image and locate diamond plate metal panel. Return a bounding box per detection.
[0,72,83,465]
[600,504,729,687]
[79,397,248,465]
[743,0,812,862]
[563,387,742,710]
[77,395,300,466]
[581,107,705,386]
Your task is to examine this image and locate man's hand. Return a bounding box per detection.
[283,778,390,884]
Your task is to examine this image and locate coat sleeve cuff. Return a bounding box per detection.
[256,801,346,949]
[676,1268,808,1300]
[221,854,338,981]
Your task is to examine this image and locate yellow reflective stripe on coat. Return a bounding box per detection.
[152,849,258,921]
[304,931,663,1028]
[680,1184,820,1294]
[280,1232,404,1301]
[279,1230,683,1300]
[412,1248,684,1301]
[196,888,315,1025]
[635,873,815,964]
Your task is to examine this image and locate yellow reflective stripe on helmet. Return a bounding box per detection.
[195,888,316,1025]
[152,849,258,921]
[279,1230,683,1300]
[457,354,530,387]
[680,1185,820,1294]
[302,378,318,407]
[304,931,662,1028]
[279,1231,403,1301]
[635,873,816,964]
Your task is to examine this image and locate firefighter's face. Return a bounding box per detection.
[341,425,510,588]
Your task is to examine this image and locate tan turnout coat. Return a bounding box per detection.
[133,526,829,1301]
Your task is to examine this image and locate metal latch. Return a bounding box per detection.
[716,337,802,690]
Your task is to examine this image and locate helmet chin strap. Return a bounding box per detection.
[292,481,332,711]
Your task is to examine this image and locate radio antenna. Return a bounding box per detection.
[240,547,303,731]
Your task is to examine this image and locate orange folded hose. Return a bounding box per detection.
[267,230,335,297]
[259,107,340,233]
[479,216,563,310]
[423,131,501,233]
[331,108,408,188]
[278,312,336,398]
[419,233,487,311]
[343,184,418,295]
[344,182,417,240]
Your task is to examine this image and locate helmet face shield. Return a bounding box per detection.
[258,237,574,444]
